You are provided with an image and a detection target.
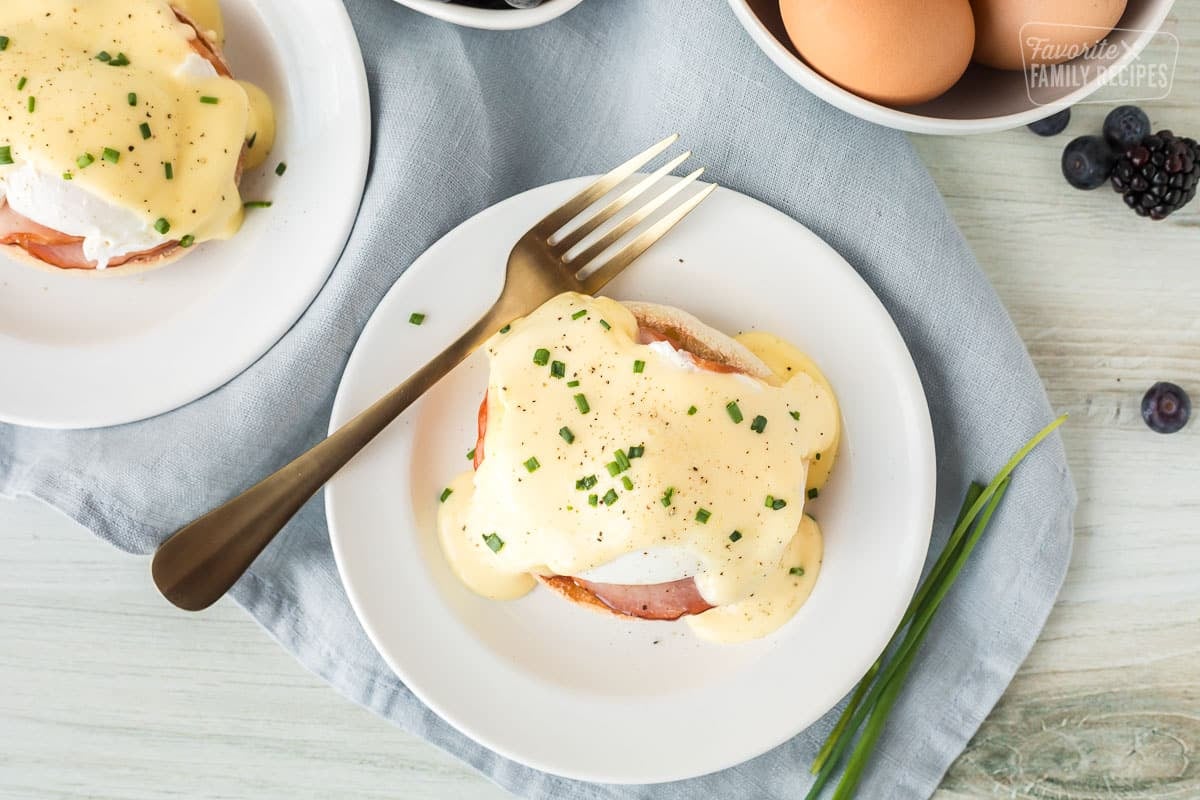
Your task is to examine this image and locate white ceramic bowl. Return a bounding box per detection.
[393,0,583,30]
[727,0,1177,134]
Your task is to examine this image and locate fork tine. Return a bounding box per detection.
[533,134,680,237]
[551,150,692,256]
[571,167,706,271]
[582,181,717,295]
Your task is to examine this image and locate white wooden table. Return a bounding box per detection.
[3,16,1198,800]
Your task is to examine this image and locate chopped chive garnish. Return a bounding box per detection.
[726,401,743,424]
[127,92,137,106]
[606,462,620,477]
[729,530,742,542]
[687,405,698,415]
[108,52,129,67]
[750,415,767,434]
[466,448,476,460]
[199,95,219,104]
[627,445,645,459]
[588,493,599,506]
[139,122,151,139]
[439,487,453,503]
[243,200,272,209]
[499,324,511,334]
[765,495,774,508]
[164,162,173,180]
[76,153,94,168]
[482,533,504,553]
[614,449,631,471]
[661,487,675,507]
[532,348,550,366]
[102,147,119,164]
[179,234,195,248]
[633,359,645,373]
[61,171,72,180]
[576,474,597,491]
[772,498,787,510]
[571,309,587,320]
[95,51,111,62]
[790,410,801,420]
[523,456,540,473]
[621,476,634,491]
[789,566,805,577]
[0,36,9,52]
[567,380,580,388]
[815,452,822,461]
[275,162,287,176]
[574,394,590,414]
[0,146,12,165]
[696,508,711,523]
[550,360,565,379]
[808,487,820,500]
[602,489,618,506]
[246,132,257,149]
[408,312,425,325]
[599,319,611,330]
[559,426,574,444]
[16,76,26,90]
[26,96,33,113]
[153,218,170,235]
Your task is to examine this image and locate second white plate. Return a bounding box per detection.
[0,0,369,429]
[326,177,936,783]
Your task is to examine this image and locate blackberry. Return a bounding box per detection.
[1111,130,1200,220]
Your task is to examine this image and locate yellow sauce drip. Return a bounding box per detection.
[0,0,272,249]
[237,81,275,171]
[687,515,822,643]
[736,331,841,492]
[437,294,841,644]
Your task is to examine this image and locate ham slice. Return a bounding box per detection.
[0,200,179,270]
[573,576,714,621]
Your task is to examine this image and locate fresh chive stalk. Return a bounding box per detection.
[810,481,984,777]
[821,479,1012,800]
[805,413,1066,797]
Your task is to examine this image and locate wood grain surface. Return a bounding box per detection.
[2,7,1198,799]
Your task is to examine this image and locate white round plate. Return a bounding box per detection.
[0,0,369,429]
[326,178,936,783]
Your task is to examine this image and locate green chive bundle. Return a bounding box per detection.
[804,414,1067,800]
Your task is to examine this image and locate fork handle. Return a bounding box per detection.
[151,307,509,611]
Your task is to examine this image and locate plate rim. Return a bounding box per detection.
[0,0,371,430]
[326,176,937,783]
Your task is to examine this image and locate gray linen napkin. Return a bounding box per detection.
[0,0,1076,797]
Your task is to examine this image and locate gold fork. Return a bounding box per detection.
[151,134,716,611]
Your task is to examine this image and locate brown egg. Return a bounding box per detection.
[971,0,1128,70]
[779,0,975,107]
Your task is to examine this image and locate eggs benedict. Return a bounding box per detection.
[0,0,275,273]
[438,293,841,644]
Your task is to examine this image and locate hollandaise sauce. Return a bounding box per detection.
[0,0,273,267]
[439,293,842,644]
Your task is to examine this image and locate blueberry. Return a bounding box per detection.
[1028,108,1071,137]
[1142,382,1190,434]
[1103,106,1151,151]
[1062,136,1114,190]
